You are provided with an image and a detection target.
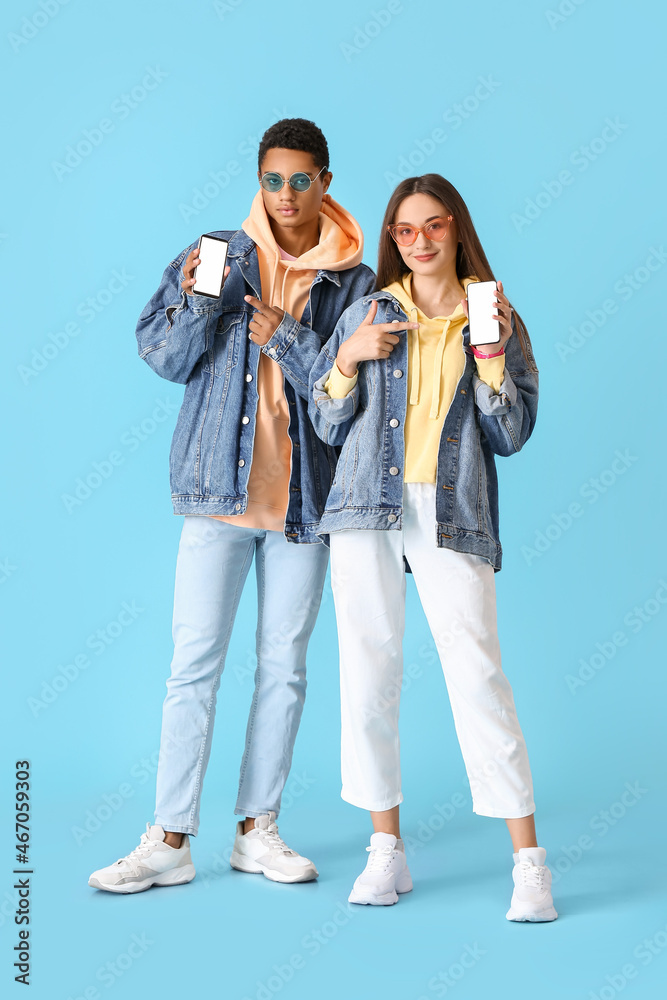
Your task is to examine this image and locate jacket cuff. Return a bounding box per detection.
[474,354,506,394]
[324,360,358,398]
[262,310,299,361]
[313,370,359,423]
[472,368,517,415]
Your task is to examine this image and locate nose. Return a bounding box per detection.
[413,236,433,251]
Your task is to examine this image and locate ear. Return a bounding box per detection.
[322,170,333,195]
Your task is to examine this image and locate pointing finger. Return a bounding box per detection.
[244,295,272,317]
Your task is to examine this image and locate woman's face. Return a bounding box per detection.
[392,193,459,278]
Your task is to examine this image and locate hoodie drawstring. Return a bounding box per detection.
[279,262,292,311]
[409,307,451,419]
[268,253,293,312]
[430,319,451,419]
[409,306,420,404]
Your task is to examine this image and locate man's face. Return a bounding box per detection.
[258,148,331,233]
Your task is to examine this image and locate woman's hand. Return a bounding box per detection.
[460,279,513,354]
[181,247,230,296]
[336,300,419,377]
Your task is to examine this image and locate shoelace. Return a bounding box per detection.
[256,822,296,856]
[365,844,395,873]
[117,827,160,865]
[518,861,546,889]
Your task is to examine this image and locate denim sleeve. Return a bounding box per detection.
[262,266,376,402]
[135,242,225,385]
[260,311,327,401]
[471,314,539,457]
[308,301,364,447]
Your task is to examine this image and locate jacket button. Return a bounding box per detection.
[235,503,241,510]
[389,467,399,476]
[268,347,277,355]
[393,369,403,378]
[387,513,397,523]
[244,260,249,266]
[389,418,399,427]
[238,459,245,467]
[241,416,249,424]
[245,373,253,382]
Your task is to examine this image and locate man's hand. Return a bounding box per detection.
[244,294,285,346]
[181,247,230,296]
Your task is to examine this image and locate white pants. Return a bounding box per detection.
[329,482,536,819]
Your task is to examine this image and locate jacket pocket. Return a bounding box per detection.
[203,312,243,377]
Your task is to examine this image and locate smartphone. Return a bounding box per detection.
[466,280,500,346]
[192,234,229,298]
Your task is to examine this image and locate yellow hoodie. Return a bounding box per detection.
[325,272,506,484]
[212,191,365,531]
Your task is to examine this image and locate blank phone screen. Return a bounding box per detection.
[467,280,500,346]
[193,236,228,297]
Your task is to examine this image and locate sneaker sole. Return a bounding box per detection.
[229,851,318,883]
[348,870,413,906]
[506,904,558,922]
[348,888,399,905]
[88,863,196,894]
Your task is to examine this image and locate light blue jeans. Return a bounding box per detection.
[154,515,329,836]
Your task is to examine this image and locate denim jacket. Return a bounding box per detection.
[308,289,539,570]
[135,228,376,542]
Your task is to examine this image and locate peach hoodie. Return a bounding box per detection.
[212,191,364,532]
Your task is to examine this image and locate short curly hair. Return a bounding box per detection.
[258,118,329,173]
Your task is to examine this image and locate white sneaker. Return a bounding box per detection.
[88,823,195,894]
[348,832,413,906]
[229,812,318,883]
[506,846,558,921]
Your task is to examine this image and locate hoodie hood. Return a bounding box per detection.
[242,190,365,311]
[383,272,478,419]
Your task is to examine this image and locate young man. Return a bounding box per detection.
[88,118,375,893]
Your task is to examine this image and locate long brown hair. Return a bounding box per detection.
[376,174,537,371]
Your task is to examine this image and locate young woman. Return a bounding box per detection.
[308,174,557,921]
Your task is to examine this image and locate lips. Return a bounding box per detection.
[278,207,298,215]
[413,252,436,261]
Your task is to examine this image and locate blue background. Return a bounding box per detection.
[2,0,666,997]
